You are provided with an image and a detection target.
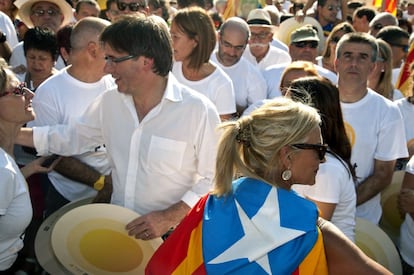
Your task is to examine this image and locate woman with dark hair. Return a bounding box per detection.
[170,7,236,120]
[288,76,357,242]
[317,22,354,73]
[21,27,58,91]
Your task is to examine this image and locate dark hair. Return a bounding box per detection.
[172,7,216,70]
[353,6,376,21]
[288,76,356,180]
[57,23,74,56]
[376,25,410,44]
[100,15,172,77]
[23,27,59,61]
[148,0,170,22]
[399,19,413,34]
[177,0,204,9]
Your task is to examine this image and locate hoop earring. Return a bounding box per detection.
[282,169,292,181]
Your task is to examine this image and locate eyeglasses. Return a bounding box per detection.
[326,5,340,11]
[372,23,383,30]
[116,1,146,11]
[291,143,328,160]
[330,36,341,44]
[250,32,271,40]
[388,43,409,53]
[105,55,137,64]
[292,41,318,49]
[0,82,28,97]
[31,9,61,17]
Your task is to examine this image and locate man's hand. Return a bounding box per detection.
[125,201,190,240]
[20,155,61,179]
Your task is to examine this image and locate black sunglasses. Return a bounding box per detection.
[291,143,328,160]
[292,41,318,49]
[388,43,409,53]
[117,1,146,11]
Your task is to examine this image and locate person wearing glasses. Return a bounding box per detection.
[0,61,58,273]
[146,97,391,275]
[288,76,357,242]
[368,12,398,37]
[17,15,221,241]
[210,17,267,117]
[263,24,337,98]
[115,0,147,16]
[10,0,74,75]
[335,32,408,225]
[243,9,291,71]
[376,26,410,87]
[314,0,341,36]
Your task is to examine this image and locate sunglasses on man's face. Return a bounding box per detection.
[388,42,409,53]
[117,1,146,11]
[292,41,318,49]
[373,23,383,30]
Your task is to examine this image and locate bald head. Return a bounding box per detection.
[219,16,251,42]
[70,17,111,50]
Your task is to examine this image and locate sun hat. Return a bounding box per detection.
[290,24,320,43]
[15,0,73,29]
[246,8,273,28]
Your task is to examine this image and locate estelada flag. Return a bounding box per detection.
[372,0,397,15]
[396,43,414,97]
[146,177,328,274]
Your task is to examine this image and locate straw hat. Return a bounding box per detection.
[15,0,73,28]
[246,8,273,28]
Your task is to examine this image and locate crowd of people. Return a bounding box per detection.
[0,0,414,273]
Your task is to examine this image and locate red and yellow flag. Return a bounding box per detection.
[396,43,414,97]
[372,0,396,15]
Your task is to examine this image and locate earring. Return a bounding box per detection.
[282,169,292,181]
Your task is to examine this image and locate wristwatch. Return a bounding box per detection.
[0,32,6,43]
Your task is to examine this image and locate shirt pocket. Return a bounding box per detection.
[147,136,187,175]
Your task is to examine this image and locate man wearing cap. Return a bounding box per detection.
[210,17,267,116]
[9,0,74,73]
[242,8,291,71]
[263,24,337,98]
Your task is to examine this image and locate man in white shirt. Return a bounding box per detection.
[335,32,408,224]
[264,24,337,98]
[242,8,291,71]
[27,17,115,216]
[211,17,267,116]
[19,16,221,240]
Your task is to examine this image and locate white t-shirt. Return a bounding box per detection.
[10,42,66,72]
[292,153,356,242]
[0,11,18,49]
[33,73,221,215]
[27,69,115,201]
[172,61,236,115]
[341,88,408,224]
[399,156,414,267]
[395,97,414,142]
[263,63,338,99]
[210,52,267,112]
[0,148,32,270]
[243,44,291,71]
